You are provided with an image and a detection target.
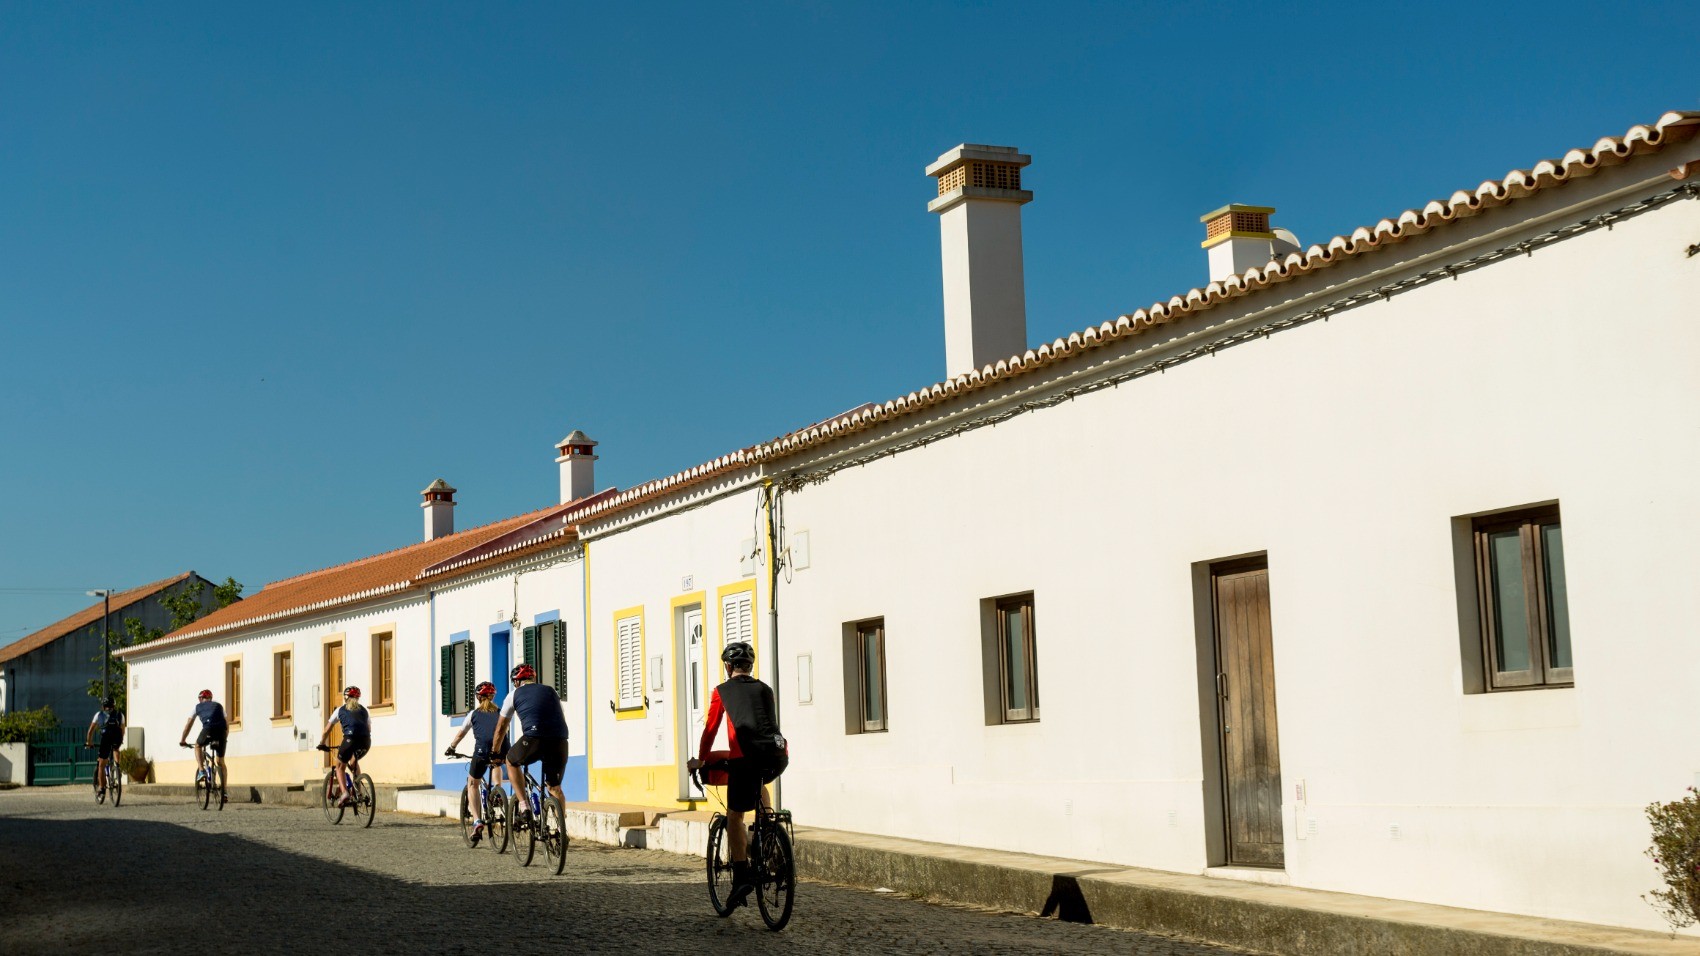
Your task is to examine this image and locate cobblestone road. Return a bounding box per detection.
[0,788,1266,955]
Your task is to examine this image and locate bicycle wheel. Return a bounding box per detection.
[755,823,795,931]
[540,796,568,875]
[213,765,226,811]
[201,765,215,811]
[705,814,736,917]
[111,767,123,807]
[322,770,345,824]
[514,794,536,867]
[357,773,376,828]
[488,789,511,854]
[459,788,475,846]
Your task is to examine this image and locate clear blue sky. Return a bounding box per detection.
[2,1,1695,644]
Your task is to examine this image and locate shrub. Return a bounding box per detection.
[116,747,150,783]
[1645,788,1700,930]
[0,706,59,744]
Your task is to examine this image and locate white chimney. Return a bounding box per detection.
[926,144,1032,379]
[1201,204,1285,282]
[555,430,598,504]
[421,478,457,541]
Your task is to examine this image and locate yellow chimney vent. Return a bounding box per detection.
[1200,204,1276,249]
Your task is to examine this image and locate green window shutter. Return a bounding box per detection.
[462,641,476,714]
[553,621,568,697]
[523,626,537,669]
[439,645,454,715]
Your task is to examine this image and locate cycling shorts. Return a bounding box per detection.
[506,736,569,787]
[98,737,123,760]
[337,736,371,764]
[467,744,506,781]
[195,729,228,756]
[725,751,787,813]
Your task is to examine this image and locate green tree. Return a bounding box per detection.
[88,576,244,710]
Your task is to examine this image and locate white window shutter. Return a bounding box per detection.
[723,590,754,651]
[617,616,643,709]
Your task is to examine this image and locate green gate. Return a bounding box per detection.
[28,728,96,786]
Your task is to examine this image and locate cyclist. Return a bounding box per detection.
[492,663,568,819]
[178,689,229,797]
[318,686,371,806]
[688,641,788,909]
[444,680,505,845]
[85,697,125,797]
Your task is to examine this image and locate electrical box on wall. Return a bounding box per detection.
[789,531,811,571]
[739,538,757,577]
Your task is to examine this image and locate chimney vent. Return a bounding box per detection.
[927,144,1033,379]
[421,478,457,541]
[1201,204,1279,282]
[555,430,598,504]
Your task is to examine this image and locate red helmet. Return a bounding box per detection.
[344,686,361,699]
[197,689,213,700]
[474,681,496,698]
[510,663,536,682]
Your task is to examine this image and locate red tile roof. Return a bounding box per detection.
[119,505,579,658]
[0,572,202,665]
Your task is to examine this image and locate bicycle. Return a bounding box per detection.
[92,747,122,807]
[445,749,510,853]
[507,762,567,874]
[693,759,795,931]
[180,742,225,811]
[316,744,375,827]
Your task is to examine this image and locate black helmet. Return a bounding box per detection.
[720,641,755,668]
[101,697,116,708]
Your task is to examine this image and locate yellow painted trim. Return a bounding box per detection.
[270,716,293,728]
[1200,230,1278,249]
[150,741,434,787]
[671,590,708,749]
[368,622,397,708]
[716,579,759,680]
[223,653,245,728]
[613,604,647,719]
[366,705,397,717]
[589,762,688,806]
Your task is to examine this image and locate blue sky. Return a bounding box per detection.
[2,1,1695,644]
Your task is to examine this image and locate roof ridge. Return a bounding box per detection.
[0,570,201,664]
[261,502,562,589]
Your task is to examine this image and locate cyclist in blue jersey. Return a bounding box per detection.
[493,663,568,816]
[444,680,505,845]
[85,697,125,797]
[318,686,371,807]
[178,689,229,796]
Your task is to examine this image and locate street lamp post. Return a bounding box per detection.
[87,589,112,702]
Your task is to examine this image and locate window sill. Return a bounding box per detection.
[614,705,647,721]
[228,721,242,732]
[368,705,397,717]
[271,715,292,727]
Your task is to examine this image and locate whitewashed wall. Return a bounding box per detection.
[126,593,434,785]
[768,166,1700,933]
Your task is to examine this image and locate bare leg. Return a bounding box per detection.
[466,777,483,820]
[727,808,748,862]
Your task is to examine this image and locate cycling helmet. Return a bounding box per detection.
[720,641,756,668]
[474,681,496,698]
[197,689,213,701]
[344,685,361,699]
[101,697,116,708]
[511,663,536,682]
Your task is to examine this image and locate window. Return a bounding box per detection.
[372,631,395,706]
[524,620,568,694]
[1474,506,1572,689]
[842,618,887,733]
[616,613,644,710]
[439,639,475,716]
[984,593,1038,723]
[225,658,242,725]
[272,650,292,719]
[722,588,755,671]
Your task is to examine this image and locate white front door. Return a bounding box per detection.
[677,605,706,799]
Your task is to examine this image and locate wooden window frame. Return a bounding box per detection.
[1474,505,1572,691]
[372,631,396,707]
[854,619,887,734]
[272,649,292,720]
[996,594,1040,723]
[225,658,242,726]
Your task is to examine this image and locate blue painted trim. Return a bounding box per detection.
[533,608,560,625]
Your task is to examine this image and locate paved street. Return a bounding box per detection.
[0,788,1265,955]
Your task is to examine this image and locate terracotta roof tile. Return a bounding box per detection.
[0,572,201,665]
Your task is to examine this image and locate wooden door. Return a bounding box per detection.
[1213,560,1284,867]
[323,642,344,769]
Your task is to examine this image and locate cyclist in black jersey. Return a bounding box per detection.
[445,681,504,844]
[318,686,371,806]
[689,641,787,908]
[178,689,229,795]
[493,663,569,816]
[85,697,125,797]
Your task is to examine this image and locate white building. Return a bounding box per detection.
[574,110,1700,934]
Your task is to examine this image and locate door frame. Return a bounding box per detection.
[671,592,707,801]
[1192,552,1284,869]
[322,637,345,770]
